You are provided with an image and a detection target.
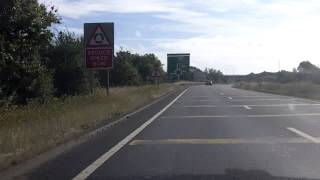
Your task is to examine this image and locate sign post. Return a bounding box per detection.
[84,23,114,95]
[152,68,161,87]
[107,70,110,95]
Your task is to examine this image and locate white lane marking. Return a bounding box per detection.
[239,96,275,98]
[161,113,320,119]
[243,105,252,110]
[72,89,189,180]
[184,105,217,108]
[177,99,297,103]
[287,127,320,144]
[183,104,320,108]
[130,137,312,145]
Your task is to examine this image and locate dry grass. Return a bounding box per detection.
[0,83,179,170]
[233,81,320,99]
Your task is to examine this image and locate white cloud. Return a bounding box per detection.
[64,27,83,34]
[40,0,185,19]
[41,0,320,74]
[135,30,142,38]
[153,14,320,74]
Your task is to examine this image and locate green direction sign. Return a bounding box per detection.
[167,53,190,81]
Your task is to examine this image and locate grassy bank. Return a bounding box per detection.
[233,82,320,99]
[0,83,180,170]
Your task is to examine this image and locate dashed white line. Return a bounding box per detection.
[198,100,214,102]
[183,104,320,108]
[130,137,312,145]
[184,105,217,108]
[178,99,298,103]
[191,96,210,98]
[239,96,275,98]
[287,127,320,144]
[161,113,320,119]
[72,89,189,180]
[228,98,296,101]
[243,105,252,110]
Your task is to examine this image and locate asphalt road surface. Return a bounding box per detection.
[25,85,320,180]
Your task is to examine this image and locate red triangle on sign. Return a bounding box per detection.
[88,25,110,46]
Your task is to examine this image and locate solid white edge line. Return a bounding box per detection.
[71,88,189,180]
[243,105,252,110]
[287,127,320,144]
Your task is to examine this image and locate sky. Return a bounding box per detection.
[41,0,320,75]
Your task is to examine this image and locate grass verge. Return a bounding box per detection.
[233,82,320,100]
[0,83,180,170]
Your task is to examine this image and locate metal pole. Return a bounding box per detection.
[0,38,3,62]
[156,77,159,87]
[106,70,110,96]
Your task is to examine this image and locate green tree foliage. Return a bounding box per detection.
[99,50,165,86]
[131,53,163,82]
[205,68,226,83]
[0,0,59,104]
[276,70,297,83]
[297,61,320,73]
[235,61,320,84]
[0,1,167,105]
[110,50,141,86]
[189,66,206,81]
[45,32,97,96]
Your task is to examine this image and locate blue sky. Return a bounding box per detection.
[42,0,320,74]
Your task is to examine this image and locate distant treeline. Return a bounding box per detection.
[0,0,165,105]
[229,61,320,84]
[204,68,227,83]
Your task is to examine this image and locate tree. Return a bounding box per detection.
[0,0,59,104]
[189,66,205,81]
[111,51,141,86]
[98,50,165,86]
[297,61,319,74]
[205,68,225,83]
[276,70,296,83]
[131,53,163,83]
[45,32,98,96]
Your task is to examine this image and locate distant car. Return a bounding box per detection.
[205,80,213,85]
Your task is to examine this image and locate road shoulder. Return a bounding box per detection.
[1,85,189,180]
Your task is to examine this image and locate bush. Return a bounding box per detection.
[45,32,98,96]
[0,0,59,104]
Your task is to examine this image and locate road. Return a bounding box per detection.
[25,85,320,180]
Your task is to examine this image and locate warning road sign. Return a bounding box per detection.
[84,23,114,69]
[88,25,111,46]
[85,47,113,68]
[152,69,161,77]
